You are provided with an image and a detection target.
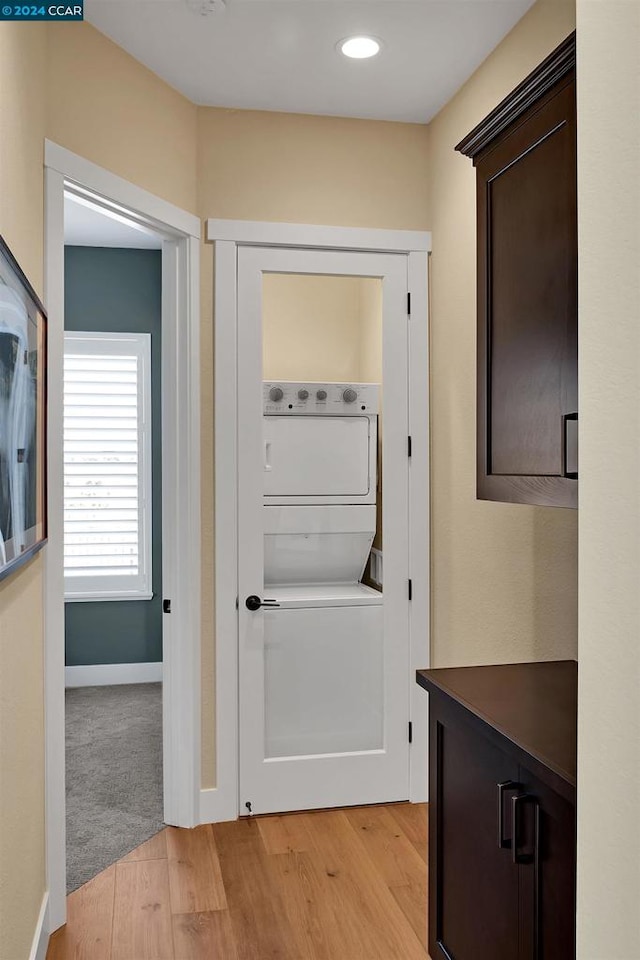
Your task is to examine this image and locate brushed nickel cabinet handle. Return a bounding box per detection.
[563,412,578,479]
[512,793,540,866]
[497,780,520,849]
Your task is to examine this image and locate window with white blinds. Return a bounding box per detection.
[63,331,153,601]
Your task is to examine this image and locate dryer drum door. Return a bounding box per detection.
[263,415,374,501]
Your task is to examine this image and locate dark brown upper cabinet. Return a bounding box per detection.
[457,33,577,508]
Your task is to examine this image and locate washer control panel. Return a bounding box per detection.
[263,381,379,415]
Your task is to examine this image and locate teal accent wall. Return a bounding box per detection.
[64,246,162,666]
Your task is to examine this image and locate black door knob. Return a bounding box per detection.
[245,595,280,611]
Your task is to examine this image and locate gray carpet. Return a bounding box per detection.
[66,683,164,893]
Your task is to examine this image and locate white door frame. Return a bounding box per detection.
[44,141,202,932]
[207,218,431,823]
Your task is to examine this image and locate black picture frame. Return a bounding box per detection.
[0,235,48,584]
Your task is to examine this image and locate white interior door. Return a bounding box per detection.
[237,246,410,815]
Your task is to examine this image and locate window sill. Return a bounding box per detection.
[64,592,155,603]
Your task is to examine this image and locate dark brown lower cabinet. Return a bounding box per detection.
[418,663,577,960]
[519,768,576,960]
[434,708,520,959]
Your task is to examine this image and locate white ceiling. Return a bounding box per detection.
[64,193,163,248]
[85,0,536,123]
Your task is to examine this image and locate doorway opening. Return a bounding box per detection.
[45,141,201,932]
[62,197,165,891]
[210,221,431,823]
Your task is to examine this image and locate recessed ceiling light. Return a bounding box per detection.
[339,36,382,60]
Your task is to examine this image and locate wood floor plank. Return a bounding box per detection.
[256,813,313,855]
[386,803,428,862]
[46,864,116,960]
[121,830,168,863]
[213,818,300,960]
[390,882,428,950]
[346,805,426,888]
[166,825,227,914]
[265,850,340,960]
[111,859,173,960]
[172,910,239,960]
[303,810,427,960]
[347,806,428,948]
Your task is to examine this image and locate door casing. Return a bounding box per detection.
[208,219,432,823]
[44,141,202,932]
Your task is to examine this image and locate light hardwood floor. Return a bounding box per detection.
[47,803,428,960]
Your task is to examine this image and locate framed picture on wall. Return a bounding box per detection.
[0,235,47,583]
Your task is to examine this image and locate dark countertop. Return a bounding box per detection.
[416,660,577,791]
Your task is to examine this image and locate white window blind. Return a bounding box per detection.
[63,331,153,601]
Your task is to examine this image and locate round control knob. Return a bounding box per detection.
[343,388,358,404]
[297,389,309,401]
[316,389,328,401]
[269,386,284,402]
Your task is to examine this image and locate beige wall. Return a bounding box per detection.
[198,109,430,230]
[0,23,47,960]
[426,0,578,669]
[198,109,429,784]
[576,2,640,956]
[46,24,198,213]
[358,280,383,386]
[263,274,382,383]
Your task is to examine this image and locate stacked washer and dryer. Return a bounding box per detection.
[262,380,383,760]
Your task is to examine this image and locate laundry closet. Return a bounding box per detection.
[260,273,383,758]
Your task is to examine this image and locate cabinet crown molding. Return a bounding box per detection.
[455,31,576,162]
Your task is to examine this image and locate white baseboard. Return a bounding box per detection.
[29,892,49,960]
[200,788,237,825]
[65,662,163,687]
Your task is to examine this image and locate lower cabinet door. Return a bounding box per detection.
[429,698,521,960]
[517,767,576,960]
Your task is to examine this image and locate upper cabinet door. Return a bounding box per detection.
[457,34,577,508]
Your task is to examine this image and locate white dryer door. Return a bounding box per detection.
[264,416,371,497]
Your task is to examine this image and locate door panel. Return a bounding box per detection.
[237,248,409,815]
[488,101,575,477]
[264,604,384,758]
[430,699,520,960]
[476,75,577,507]
[518,766,576,960]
